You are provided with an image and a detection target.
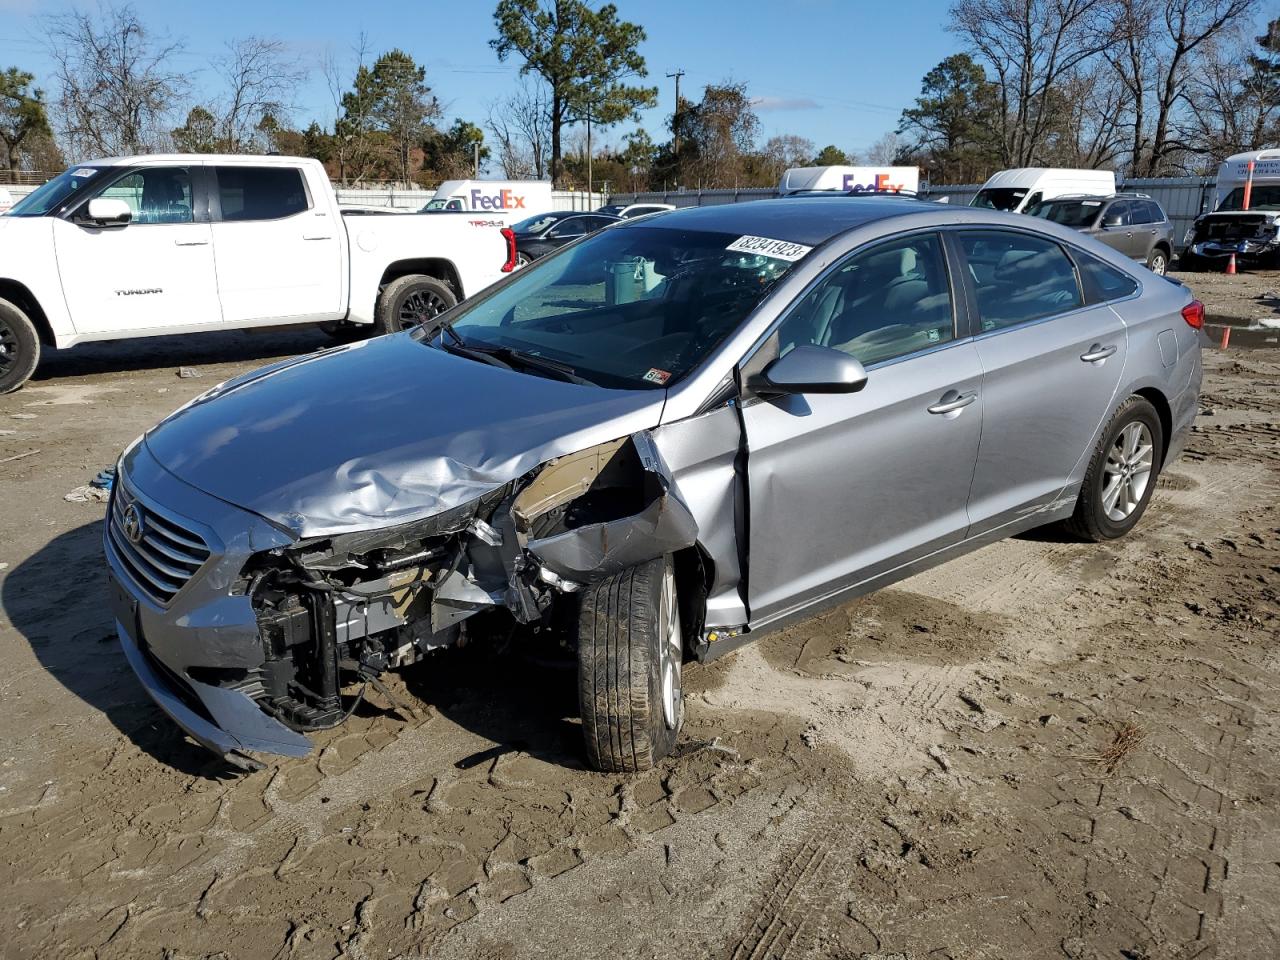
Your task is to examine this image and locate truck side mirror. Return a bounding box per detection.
[85,198,133,227]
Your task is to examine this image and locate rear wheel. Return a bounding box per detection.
[374,275,457,336]
[0,298,40,394]
[576,555,684,772]
[514,252,531,270]
[1146,247,1169,276]
[1065,396,1163,542]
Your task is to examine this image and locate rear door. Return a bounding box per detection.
[741,231,983,625]
[1098,200,1142,259]
[208,165,343,323]
[53,164,222,335]
[956,229,1128,534]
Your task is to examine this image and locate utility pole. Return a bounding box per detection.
[586,104,593,200]
[666,69,685,158]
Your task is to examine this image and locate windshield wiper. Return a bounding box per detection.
[438,337,516,371]
[471,345,596,386]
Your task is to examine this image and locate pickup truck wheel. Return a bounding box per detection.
[0,298,40,394]
[375,275,457,335]
[576,555,684,773]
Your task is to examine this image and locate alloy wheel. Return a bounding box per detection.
[398,288,449,329]
[0,317,16,378]
[1150,252,1167,275]
[659,565,683,730]
[1101,421,1154,521]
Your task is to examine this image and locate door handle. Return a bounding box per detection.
[927,390,977,415]
[1080,343,1117,362]
[174,238,209,246]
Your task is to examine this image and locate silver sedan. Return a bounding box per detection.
[105,197,1204,773]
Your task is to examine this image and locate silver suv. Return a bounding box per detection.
[1026,194,1175,275]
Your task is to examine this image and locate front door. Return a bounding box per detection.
[741,231,983,626]
[208,165,344,323]
[955,229,1128,534]
[53,165,222,335]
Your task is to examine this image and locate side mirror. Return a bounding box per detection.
[86,198,132,227]
[750,344,869,396]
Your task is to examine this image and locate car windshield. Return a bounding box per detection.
[421,225,801,389]
[1025,198,1104,226]
[7,167,106,217]
[1218,185,1280,211]
[971,187,1029,211]
[512,213,561,233]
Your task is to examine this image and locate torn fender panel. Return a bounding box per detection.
[523,434,699,583]
[143,333,664,539]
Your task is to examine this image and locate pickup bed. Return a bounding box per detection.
[0,154,514,392]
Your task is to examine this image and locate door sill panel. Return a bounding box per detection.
[55,312,350,348]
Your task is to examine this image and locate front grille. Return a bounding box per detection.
[109,482,211,606]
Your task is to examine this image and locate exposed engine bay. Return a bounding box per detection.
[235,433,699,731]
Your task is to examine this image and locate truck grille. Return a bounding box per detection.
[1196,215,1270,242]
[108,483,211,606]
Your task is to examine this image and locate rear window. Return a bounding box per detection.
[958,230,1083,331]
[1130,201,1154,225]
[214,166,310,221]
[1074,250,1139,303]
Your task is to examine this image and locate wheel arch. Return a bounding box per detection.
[0,279,55,346]
[1132,386,1172,466]
[378,259,463,299]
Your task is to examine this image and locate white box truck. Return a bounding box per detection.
[970,168,1116,212]
[0,155,516,392]
[778,165,920,195]
[421,179,555,226]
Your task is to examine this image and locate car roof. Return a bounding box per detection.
[624,196,945,247]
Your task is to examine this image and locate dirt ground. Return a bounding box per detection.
[1,270,1278,960]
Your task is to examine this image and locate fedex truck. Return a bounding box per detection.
[778,165,920,195]
[422,180,554,225]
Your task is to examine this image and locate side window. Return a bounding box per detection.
[1145,201,1166,223]
[1130,200,1154,225]
[1074,249,1139,304]
[778,232,954,367]
[98,167,193,224]
[445,199,462,211]
[1024,191,1043,209]
[958,230,1083,331]
[214,166,310,222]
[1101,200,1130,227]
[552,217,588,238]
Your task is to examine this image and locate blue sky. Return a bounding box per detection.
[0,0,961,156]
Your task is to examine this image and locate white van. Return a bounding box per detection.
[422,180,554,222]
[779,165,920,195]
[970,168,1116,213]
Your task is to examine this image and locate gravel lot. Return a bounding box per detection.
[1,271,1278,960]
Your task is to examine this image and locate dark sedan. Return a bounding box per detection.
[510,210,621,267]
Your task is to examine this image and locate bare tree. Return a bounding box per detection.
[1106,0,1258,175]
[213,37,304,152]
[864,131,902,165]
[322,35,372,185]
[486,78,550,179]
[43,3,187,159]
[1181,25,1280,164]
[950,0,1112,166]
[760,134,814,180]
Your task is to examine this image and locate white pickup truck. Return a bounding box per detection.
[0,154,516,392]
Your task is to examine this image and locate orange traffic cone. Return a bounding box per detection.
[1226,253,1237,275]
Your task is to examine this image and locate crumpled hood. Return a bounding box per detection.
[144,333,665,538]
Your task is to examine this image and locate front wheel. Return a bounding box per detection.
[0,298,40,394]
[576,555,684,772]
[1065,396,1163,542]
[374,275,458,336]
[1146,248,1169,276]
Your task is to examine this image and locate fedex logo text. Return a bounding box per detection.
[470,189,527,210]
[842,173,906,193]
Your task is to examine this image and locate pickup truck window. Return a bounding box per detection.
[100,167,194,224]
[214,166,310,221]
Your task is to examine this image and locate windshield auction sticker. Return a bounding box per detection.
[70,168,98,178]
[726,235,814,262]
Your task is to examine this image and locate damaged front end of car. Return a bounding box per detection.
[178,432,699,755]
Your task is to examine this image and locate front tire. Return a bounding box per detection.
[0,298,40,394]
[1065,396,1163,542]
[576,555,684,772]
[374,275,457,336]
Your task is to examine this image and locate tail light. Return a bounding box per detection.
[500,227,517,273]
[1181,299,1204,330]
